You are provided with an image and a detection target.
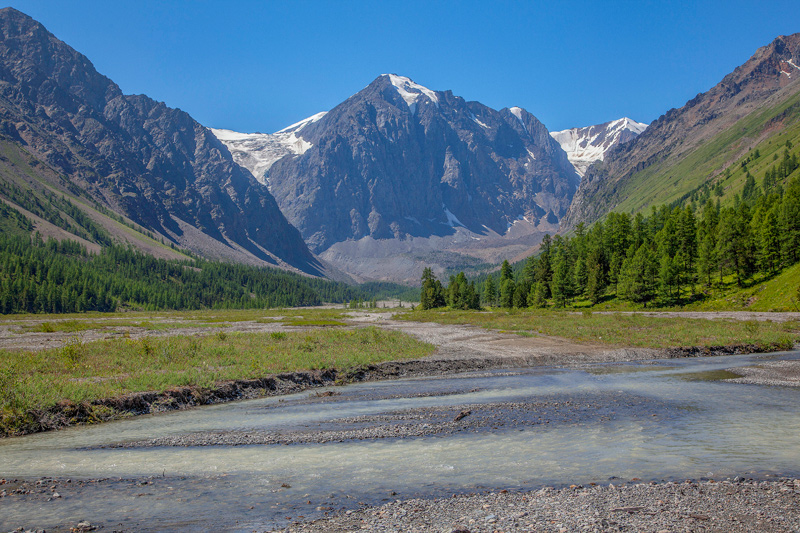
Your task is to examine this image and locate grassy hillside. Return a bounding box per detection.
[611,90,800,216]
[686,262,800,312]
[0,139,191,261]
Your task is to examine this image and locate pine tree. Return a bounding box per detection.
[500,260,513,283]
[483,275,497,307]
[499,278,515,308]
[572,257,587,299]
[716,207,752,287]
[759,207,781,274]
[679,206,697,267]
[550,253,572,308]
[618,245,657,303]
[658,254,680,304]
[513,280,529,308]
[529,282,548,308]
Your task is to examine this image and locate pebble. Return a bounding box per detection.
[277,478,800,532]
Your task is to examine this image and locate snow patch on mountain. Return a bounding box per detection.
[276,111,328,134]
[385,74,439,107]
[783,59,800,78]
[443,205,464,227]
[470,112,489,129]
[550,117,647,177]
[212,112,326,186]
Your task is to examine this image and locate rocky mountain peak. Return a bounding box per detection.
[242,74,580,281]
[383,74,440,108]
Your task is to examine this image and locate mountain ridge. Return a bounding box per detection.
[0,7,322,275]
[216,73,580,282]
[563,33,800,229]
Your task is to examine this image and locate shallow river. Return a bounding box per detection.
[2,351,800,531]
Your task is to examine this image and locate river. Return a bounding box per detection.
[2,350,799,531]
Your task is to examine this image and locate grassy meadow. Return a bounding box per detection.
[0,311,434,434]
[403,308,800,349]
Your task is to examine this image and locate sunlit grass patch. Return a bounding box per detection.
[0,327,435,434]
[402,308,800,349]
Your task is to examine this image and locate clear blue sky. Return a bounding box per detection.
[8,1,799,133]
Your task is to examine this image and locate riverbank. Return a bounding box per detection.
[2,309,798,437]
[0,326,435,437]
[278,477,800,532]
[3,336,788,439]
[3,345,800,532]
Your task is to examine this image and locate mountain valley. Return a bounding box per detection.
[1,6,800,289]
[215,74,583,282]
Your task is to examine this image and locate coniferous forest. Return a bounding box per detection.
[421,147,800,310]
[0,234,385,313]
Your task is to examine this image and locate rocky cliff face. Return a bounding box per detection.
[265,74,579,254]
[550,117,647,177]
[564,34,800,229]
[0,7,320,274]
[216,75,579,280]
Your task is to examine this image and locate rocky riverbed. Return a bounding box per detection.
[729,359,800,387]
[100,387,674,448]
[278,478,800,532]
[3,312,800,532]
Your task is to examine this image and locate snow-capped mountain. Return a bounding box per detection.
[269,74,579,253]
[215,74,579,282]
[550,117,647,177]
[211,112,326,186]
[563,33,800,230]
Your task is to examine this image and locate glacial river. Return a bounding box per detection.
[2,351,799,531]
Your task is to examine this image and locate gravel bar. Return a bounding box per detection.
[278,478,800,532]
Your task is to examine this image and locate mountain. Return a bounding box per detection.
[216,74,579,282]
[550,117,647,177]
[564,34,800,229]
[210,112,327,187]
[0,7,321,275]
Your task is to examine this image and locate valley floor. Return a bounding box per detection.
[2,309,800,531]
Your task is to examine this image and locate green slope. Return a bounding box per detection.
[611,90,800,215]
[684,262,800,312]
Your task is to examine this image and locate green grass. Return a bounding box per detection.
[0,327,435,434]
[15,319,182,333]
[0,307,352,326]
[402,308,800,349]
[685,263,800,311]
[600,89,800,219]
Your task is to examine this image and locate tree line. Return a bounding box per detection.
[421,144,800,310]
[0,234,381,314]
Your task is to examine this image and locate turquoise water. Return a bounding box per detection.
[2,351,799,531]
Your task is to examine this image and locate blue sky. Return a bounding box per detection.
[8,1,799,133]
